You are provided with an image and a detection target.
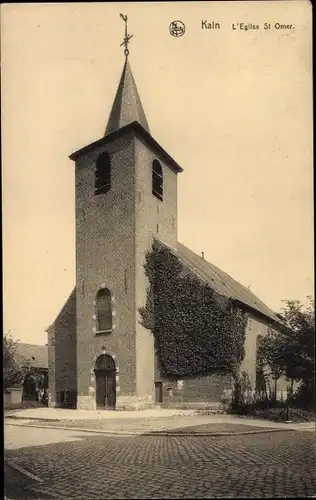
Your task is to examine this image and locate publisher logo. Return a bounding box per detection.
[169,21,185,37]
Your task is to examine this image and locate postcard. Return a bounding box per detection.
[2,2,314,499]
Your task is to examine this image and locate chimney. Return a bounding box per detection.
[201,252,204,259]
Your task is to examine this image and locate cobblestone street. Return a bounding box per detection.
[5,425,316,499]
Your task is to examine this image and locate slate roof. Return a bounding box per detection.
[105,57,150,136]
[70,57,183,173]
[14,343,48,369]
[70,121,183,173]
[155,239,281,325]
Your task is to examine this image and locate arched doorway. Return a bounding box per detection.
[22,371,38,402]
[94,354,116,409]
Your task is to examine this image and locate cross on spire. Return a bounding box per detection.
[104,14,149,136]
[120,14,133,57]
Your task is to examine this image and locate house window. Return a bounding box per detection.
[152,159,163,201]
[96,288,112,332]
[95,151,111,195]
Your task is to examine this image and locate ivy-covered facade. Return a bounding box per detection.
[138,241,285,408]
[139,243,247,378]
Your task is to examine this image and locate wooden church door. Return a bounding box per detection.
[155,382,163,403]
[94,354,116,409]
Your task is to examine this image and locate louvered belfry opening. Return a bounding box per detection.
[95,151,111,195]
[152,159,163,201]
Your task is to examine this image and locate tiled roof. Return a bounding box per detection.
[154,239,281,324]
[14,343,48,369]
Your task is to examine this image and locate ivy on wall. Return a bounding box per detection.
[139,244,247,378]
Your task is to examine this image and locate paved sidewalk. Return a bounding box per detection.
[4,407,196,421]
[4,407,315,436]
[5,419,292,437]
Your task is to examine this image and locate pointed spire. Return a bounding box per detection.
[104,15,149,136]
[105,57,150,136]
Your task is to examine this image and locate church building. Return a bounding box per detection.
[47,22,285,410]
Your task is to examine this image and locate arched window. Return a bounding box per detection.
[152,159,163,201]
[96,288,112,332]
[95,151,111,195]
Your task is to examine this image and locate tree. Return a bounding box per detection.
[257,297,315,396]
[257,329,286,398]
[280,297,315,384]
[3,332,26,391]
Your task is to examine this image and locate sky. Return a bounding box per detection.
[2,2,313,345]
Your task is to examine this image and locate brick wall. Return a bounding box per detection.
[47,327,56,407]
[75,133,137,408]
[158,373,233,408]
[48,288,77,407]
[74,130,180,409]
[154,344,233,407]
[134,136,178,404]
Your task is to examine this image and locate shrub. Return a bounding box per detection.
[289,380,315,411]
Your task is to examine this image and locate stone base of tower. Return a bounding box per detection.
[48,390,57,408]
[116,395,154,410]
[76,394,154,411]
[77,395,97,410]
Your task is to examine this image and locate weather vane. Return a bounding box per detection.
[120,14,133,57]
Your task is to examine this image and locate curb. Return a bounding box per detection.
[4,421,295,437]
[5,416,63,422]
[5,422,139,437]
[143,428,294,437]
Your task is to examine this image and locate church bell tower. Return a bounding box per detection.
[70,16,183,410]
